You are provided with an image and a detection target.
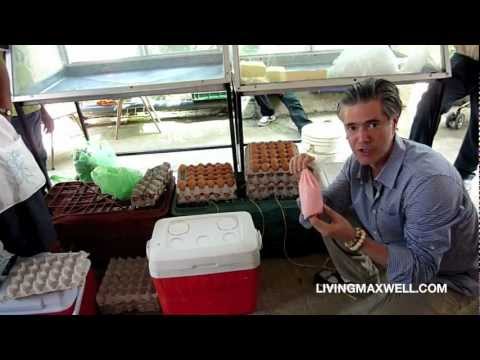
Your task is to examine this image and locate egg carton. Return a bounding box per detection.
[246,183,299,200]
[246,172,298,186]
[179,163,234,177]
[245,141,299,176]
[96,257,160,314]
[130,163,172,209]
[176,185,237,204]
[0,251,90,301]
[97,301,160,315]
[176,163,237,204]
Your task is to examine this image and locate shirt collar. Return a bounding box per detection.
[355,135,406,189]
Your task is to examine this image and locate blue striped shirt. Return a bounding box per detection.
[300,135,478,296]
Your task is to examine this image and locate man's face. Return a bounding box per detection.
[341,99,398,173]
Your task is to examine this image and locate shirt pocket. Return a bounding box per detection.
[377,204,404,243]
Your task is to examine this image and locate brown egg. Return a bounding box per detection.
[178,180,186,191]
[261,162,270,172]
[216,178,225,188]
[225,177,235,187]
[207,179,215,188]
[178,164,187,175]
[270,159,280,171]
[252,162,260,173]
[281,161,290,171]
[197,178,206,189]
[187,178,196,190]
[205,166,214,174]
[220,167,229,175]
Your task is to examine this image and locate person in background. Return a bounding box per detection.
[409,45,479,188]
[255,91,312,134]
[0,51,54,187]
[0,49,58,256]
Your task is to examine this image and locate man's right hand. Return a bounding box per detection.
[289,153,315,177]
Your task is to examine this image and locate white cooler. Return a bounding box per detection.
[146,211,262,315]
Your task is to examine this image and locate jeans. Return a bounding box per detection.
[409,53,479,179]
[255,91,312,133]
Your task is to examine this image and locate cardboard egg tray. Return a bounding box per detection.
[0,251,90,301]
[176,163,237,204]
[130,162,173,209]
[96,257,159,314]
[245,141,299,200]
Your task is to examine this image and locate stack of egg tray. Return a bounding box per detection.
[131,162,172,209]
[245,141,299,200]
[0,252,90,301]
[96,257,160,314]
[176,163,237,204]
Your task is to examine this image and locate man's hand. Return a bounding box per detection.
[289,153,315,177]
[40,107,55,134]
[309,204,356,244]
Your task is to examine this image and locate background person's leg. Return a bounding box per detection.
[409,54,471,146]
[454,84,479,180]
[279,92,312,133]
[255,95,275,117]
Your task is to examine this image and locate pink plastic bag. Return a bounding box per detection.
[299,169,323,219]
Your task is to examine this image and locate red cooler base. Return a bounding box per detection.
[153,268,259,315]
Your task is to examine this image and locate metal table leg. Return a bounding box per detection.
[50,131,55,170]
[141,96,162,134]
[235,92,246,174]
[115,99,123,140]
[74,101,90,141]
[225,84,238,175]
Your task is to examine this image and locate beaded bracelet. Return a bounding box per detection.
[345,227,366,252]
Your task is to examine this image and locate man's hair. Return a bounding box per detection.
[336,78,403,121]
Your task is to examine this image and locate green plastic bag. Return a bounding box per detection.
[73,143,117,182]
[91,166,143,201]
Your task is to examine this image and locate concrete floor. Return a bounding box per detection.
[41,84,478,315]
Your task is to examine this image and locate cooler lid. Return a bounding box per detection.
[147,212,262,278]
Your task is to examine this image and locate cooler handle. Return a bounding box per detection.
[256,230,263,250]
[146,240,151,259]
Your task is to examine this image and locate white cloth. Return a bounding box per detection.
[0,114,45,215]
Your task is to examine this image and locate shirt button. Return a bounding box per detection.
[372,210,377,214]
[429,245,435,250]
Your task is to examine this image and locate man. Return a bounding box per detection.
[255,91,312,133]
[409,45,479,183]
[290,78,478,315]
[0,53,54,187]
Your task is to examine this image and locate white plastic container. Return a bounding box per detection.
[0,282,86,315]
[301,120,345,162]
[147,211,262,314]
